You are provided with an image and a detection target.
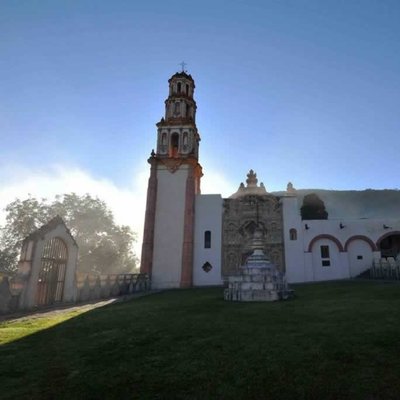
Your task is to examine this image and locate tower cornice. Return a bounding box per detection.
[156,117,197,127]
[168,71,195,85]
[165,92,197,102]
[148,154,203,176]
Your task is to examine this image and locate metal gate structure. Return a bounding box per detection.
[36,237,68,306]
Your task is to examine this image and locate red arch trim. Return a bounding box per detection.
[344,235,378,252]
[376,230,400,249]
[307,234,344,253]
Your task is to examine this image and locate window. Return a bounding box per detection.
[320,245,330,259]
[177,82,181,92]
[320,245,330,267]
[204,230,211,249]
[357,255,363,260]
[186,84,189,95]
[202,262,212,272]
[289,229,297,240]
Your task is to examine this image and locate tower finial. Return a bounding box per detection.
[179,61,187,72]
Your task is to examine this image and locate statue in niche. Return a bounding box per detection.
[161,133,167,153]
[182,132,188,152]
[227,253,238,270]
[174,102,181,116]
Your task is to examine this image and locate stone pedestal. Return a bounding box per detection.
[224,249,293,302]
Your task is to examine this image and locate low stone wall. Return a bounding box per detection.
[76,273,150,303]
[0,276,20,314]
[0,272,151,314]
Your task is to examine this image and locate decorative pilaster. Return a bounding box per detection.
[140,157,158,276]
[180,168,195,287]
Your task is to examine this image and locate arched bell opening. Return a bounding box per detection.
[169,133,180,158]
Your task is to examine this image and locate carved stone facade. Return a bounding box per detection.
[222,171,285,276]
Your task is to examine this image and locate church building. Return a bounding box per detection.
[140,71,400,289]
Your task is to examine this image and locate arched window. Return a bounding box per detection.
[289,229,297,241]
[204,230,211,249]
[177,82,181,93]
[186,84,189,95]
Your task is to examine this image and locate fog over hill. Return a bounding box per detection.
[273,189,400,220]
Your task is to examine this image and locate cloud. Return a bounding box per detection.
[201,169,236,198]
[0,163,148,257]
[0,162,236,261]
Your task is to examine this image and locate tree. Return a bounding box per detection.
[300,193,328,220]
[0,193,137,274]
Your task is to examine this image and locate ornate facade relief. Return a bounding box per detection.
[222,171,285,276]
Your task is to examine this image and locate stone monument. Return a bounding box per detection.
[224,227,293,302]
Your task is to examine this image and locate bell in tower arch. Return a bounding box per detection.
[169,133,180,158]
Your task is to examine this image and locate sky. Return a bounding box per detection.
[1,0,400,256]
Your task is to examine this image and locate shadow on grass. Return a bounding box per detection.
[1,282,400,400]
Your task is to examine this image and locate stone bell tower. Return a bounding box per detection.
[140,71,203,288]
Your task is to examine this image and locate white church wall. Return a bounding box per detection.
[301,217,400,281]
[193,194,223,286]
[281,196,307,283]
[282,196,400,282]
[302,218,400,252]
[152,165,189,289]
[310,238,349,281]
[303,253,315,281]
[347,240,373,277]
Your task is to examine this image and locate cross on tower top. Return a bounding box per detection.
[179,61,187,72]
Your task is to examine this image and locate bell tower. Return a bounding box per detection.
[140,71,203,288]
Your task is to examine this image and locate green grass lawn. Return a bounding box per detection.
[1,280,400,399]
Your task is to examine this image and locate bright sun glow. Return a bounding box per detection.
[0,162,235,260]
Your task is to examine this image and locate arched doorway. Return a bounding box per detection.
[308,236,347,281]
[36,237,68,306]
[377,232,400,259]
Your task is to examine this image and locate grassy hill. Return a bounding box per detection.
[1,281,400,399]
[273,189,400,219]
